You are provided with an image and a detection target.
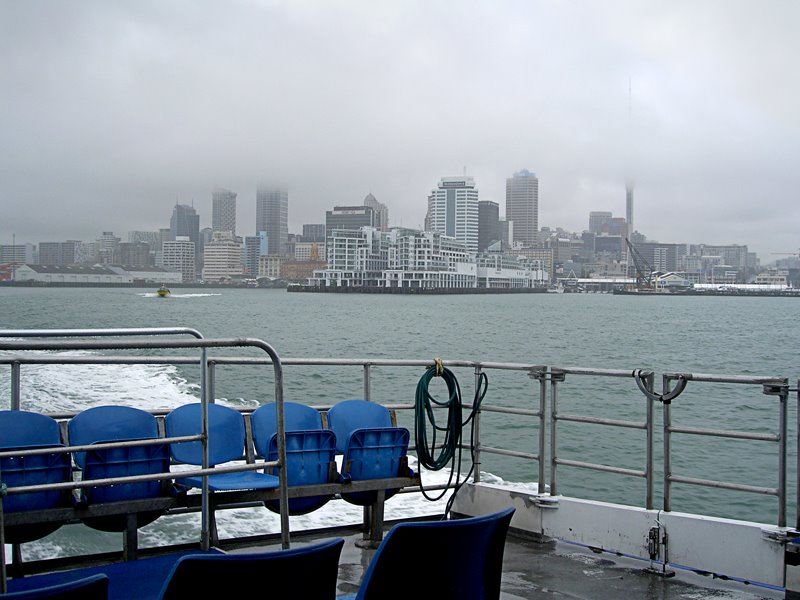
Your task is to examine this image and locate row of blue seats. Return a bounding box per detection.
[0,400,413,546]
[3,508,516,600]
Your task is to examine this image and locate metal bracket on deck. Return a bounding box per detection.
[644,524,676,578]
[762,528,798,544]
[762,381,790,396]
[634,370,687,405]
[531,495,559,509]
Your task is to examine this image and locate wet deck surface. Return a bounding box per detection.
[316,529,784,599]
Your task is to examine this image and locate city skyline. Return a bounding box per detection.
[2,2,798,260]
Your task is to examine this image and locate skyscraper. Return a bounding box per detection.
[427,176,479,253]
[363,193,389,232]
[505,170,539,247]
[478,200,500,252]
[256,187,288,256]
[212,188,237,235]
[625,182,634,237]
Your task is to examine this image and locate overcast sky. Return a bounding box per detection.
[2,1,798,261]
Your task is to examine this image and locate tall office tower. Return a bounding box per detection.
[505,170,539,247]
[162,237,196,283]
[625,182,634,237]
[589,211,613,234]
[243,236,265,276]
[363,193,389,232]
[170,204,200,248]
[256,187,289,255]
[212,188,237,235]
[325,205,376,255]
[202,231,243,282]
[39,241,79,266]
[478,200,500,252]
[427,176,480,253]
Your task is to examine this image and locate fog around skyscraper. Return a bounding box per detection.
[1,2,798,259]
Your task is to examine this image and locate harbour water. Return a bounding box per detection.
[1,287,797,559]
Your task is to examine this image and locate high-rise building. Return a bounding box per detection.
[427,176,480,253]
[363,193,389,232]
[325,205,376,254]
[256,187,289,255]
[96,232,121,264]
[478,200,500,252]
[202,231,243,282]
[39,241,80,266]
[589,211,613,234]
[169,204,201,266]
[212,188,237,235]
[118,242,153,267]
[162,237,196,283]
[243,235,266,276]
[505,170,539,247]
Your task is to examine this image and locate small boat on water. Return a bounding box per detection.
[157,284,170,297]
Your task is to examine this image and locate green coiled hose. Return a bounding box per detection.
[414,358,488,512]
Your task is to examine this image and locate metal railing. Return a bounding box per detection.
[0,336,794,533]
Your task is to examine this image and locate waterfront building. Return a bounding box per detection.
[363,193,389,232]
[308,227,547,290]
[211,188,237,235]
[201,231,243,282]
[0,243,37,266]
[118,242,153,267]
[326,205,376,256]
[161,237,196,283]
[258,254,283,279]
[499,220,514,251]
[38,241,80,266]
[13,264,131,285]
[301,224,326,242]
[478,201,500,253]
[256,187,289,256]
[506,170,538,247]
[107,266,182,284]
[427,176,480,253]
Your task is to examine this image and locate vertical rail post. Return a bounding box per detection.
[549,368,562,496]
[797,380,800,532]
[472,365,482,484]
[663,374,672,512]
[644,372,655,510]
[363,363,371,401]
[200,347,210,550]
[777,383,788,528]
[207,361,216,405]
[10,362,21,410]
[538,370,547,494]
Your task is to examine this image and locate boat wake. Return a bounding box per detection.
[138,293,222,298]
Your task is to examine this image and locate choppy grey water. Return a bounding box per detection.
[1,287,798,557]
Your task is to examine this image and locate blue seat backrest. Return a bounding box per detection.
[164,403,245,466]
[68,405,167,503]
[250,402,324,457]
[0,410,71,513]
[326,400,392,454]
[342,428,409,482]
[69,405,160,468]
[157,538,344,600]
[355,507,515,600]
[2,573,109,600]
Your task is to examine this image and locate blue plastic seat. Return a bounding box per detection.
[164,403,279,492]
[0,410,72,543]
[343,507,515,600]
[1,574,109,599]
[67,405,171,532]
[326,400,410,506]
[157,538,344,600]
[251,402,336,514]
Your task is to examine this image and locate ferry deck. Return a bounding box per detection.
[0,328,797,599]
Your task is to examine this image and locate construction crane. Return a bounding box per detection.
[625,238,655,290]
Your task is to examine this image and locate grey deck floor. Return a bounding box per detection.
[320,529,784,599]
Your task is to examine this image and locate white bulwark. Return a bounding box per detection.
[309,227,549,289]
